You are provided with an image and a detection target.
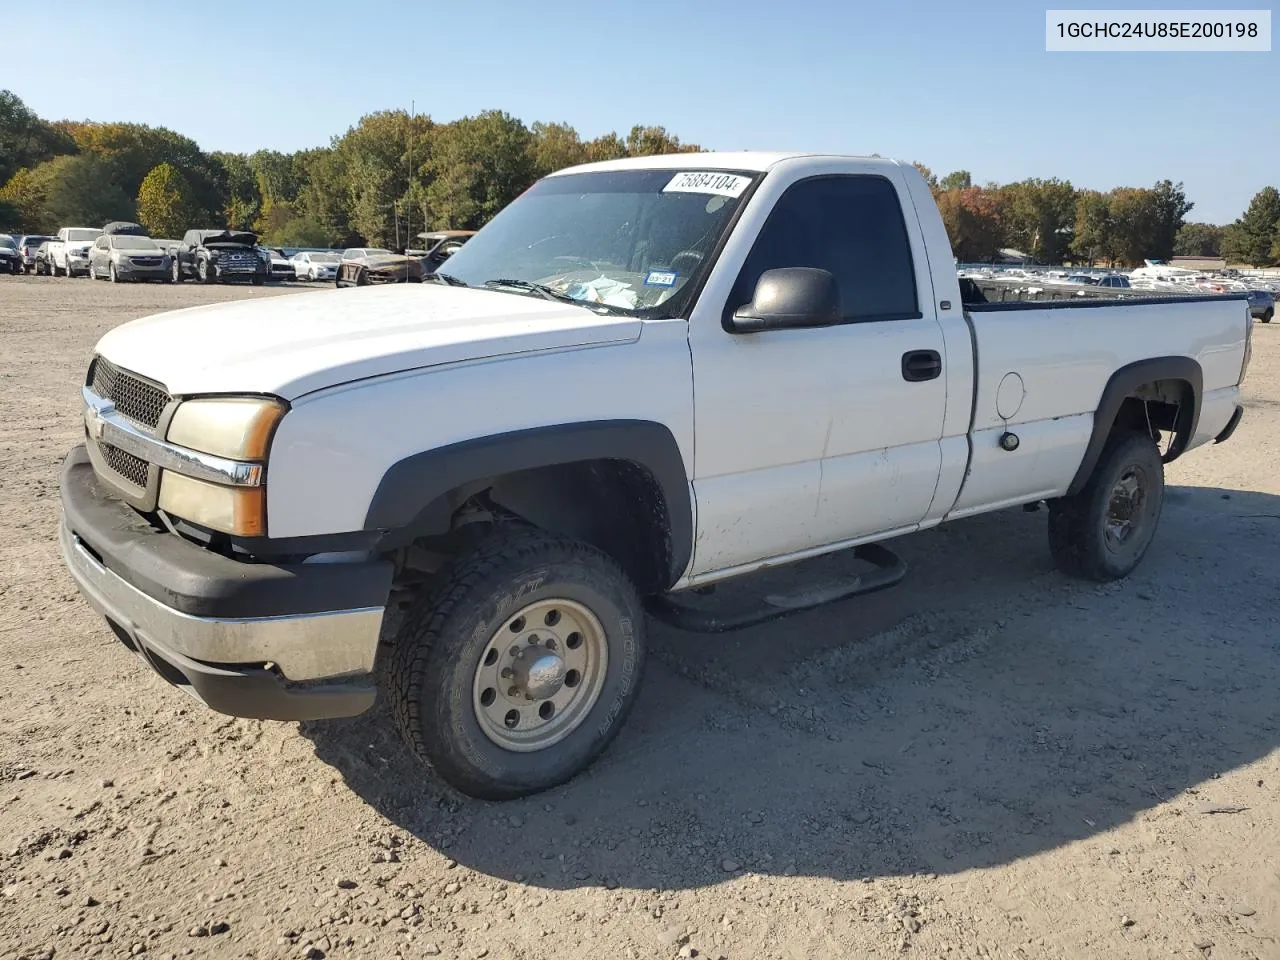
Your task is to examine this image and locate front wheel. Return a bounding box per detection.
[387,527,646,800]
[170,259,182,283]
[1262,309,1273,324]
[1048,431,1165,582]
[109,263,119,283]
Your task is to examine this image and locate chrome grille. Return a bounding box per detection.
[101,443,148,488]
[88,357,168,430]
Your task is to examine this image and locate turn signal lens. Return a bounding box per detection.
[166,397,286,460]
[158,472,266,536]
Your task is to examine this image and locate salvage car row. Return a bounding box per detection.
[0,225,475,287]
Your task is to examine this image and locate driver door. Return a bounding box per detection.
[686,163,947,578]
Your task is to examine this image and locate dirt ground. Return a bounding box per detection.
[1,274,1277,960]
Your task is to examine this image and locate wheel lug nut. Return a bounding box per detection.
[500,667,513,679]
[510,646,522,657]
[528,635,538,644]
[507,686,519,697]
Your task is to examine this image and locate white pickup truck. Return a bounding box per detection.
[58,152,1251,799]
[48,226,104,277]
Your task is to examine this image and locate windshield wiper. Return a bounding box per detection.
[482,278,631,314]
[483,278,573,303]
[426,271,468,287]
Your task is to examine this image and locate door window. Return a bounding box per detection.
[729,175,920,324]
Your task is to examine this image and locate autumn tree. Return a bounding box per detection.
[624,125,700,157]
[939,170,972,192]
[424,111,535,232]
[530,122,587,177]
[999,178,1077,263]
[1070,190,1115,264]
[1221,186,1280,267]
[0,166,54,233]
[136,163,204,237]
[37,154,134,226]
[0,90,75,185]
[212,151,261,230]
[911,162,938,191]
[1174,222,1224,257]
[937,186,1004,261]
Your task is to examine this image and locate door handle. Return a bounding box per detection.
[901,349,943,382]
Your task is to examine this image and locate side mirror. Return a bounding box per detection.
[727,267,841,333]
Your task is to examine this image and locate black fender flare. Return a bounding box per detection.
[1066,356,1202,496]
[363,420,693,588]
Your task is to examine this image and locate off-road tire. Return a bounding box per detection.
[387,526,646,800]
[1048,430,1164,582]
[198,259,214,283]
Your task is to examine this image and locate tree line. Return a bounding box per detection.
[3,89,1279,266]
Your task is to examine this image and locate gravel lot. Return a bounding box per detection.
[2,274,1278,960]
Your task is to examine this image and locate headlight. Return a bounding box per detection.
[159,473,266,536]
[159,397,287,536]
[166,396,286,460]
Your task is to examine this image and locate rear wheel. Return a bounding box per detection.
[1048,431,1165,582]
[388,526,646,800]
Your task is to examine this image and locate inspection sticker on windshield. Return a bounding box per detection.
[644,270,678,287]
[663,171,751,197]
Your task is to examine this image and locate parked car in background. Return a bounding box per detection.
[0,235,20,274]
[152,239,182,258]
[1248,289,1275,323]
[291,250,341,281]
[88,233,173,283]
[409,229,475,266]
[173,229,268,284]
[335,231,475,288]
[1096,274,1132,289]
[31,241,54,275]
[341,246,392,261]
[47,227,104,276]
[18,234,55,273]
[261,247,296,281]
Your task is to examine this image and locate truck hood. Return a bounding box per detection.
[92,283,644,399]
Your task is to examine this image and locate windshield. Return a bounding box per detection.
[112,236,159,250]
[67,229,102,242]
[0,238,16,250]
[440,168,758,316]
[310,253,340,263]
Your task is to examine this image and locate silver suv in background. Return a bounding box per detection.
[1248,289,1275,323]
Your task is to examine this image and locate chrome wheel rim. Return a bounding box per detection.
[1104,467,1146,549]
[471,597,609,753]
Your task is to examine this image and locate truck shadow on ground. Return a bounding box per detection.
[301,484,1280,891]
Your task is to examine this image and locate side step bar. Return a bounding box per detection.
[645,543,907,634]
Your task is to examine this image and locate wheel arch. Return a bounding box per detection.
[1066,355,1202,496]
[363,420,693,593]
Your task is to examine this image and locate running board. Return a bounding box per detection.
[645,543,907,634]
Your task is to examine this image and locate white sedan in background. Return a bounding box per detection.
[291,251,342,281]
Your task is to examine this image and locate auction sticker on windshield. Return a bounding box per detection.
[663,172,751,197]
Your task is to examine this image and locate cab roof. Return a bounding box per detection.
[548,150,898,177]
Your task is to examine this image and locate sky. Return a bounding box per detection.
[6,0,1274,224]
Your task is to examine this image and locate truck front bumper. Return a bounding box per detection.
[58,445,393,721]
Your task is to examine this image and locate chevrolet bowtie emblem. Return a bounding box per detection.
[85,400,115,441]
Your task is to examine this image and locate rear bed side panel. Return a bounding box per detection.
[946,296,1247,519]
